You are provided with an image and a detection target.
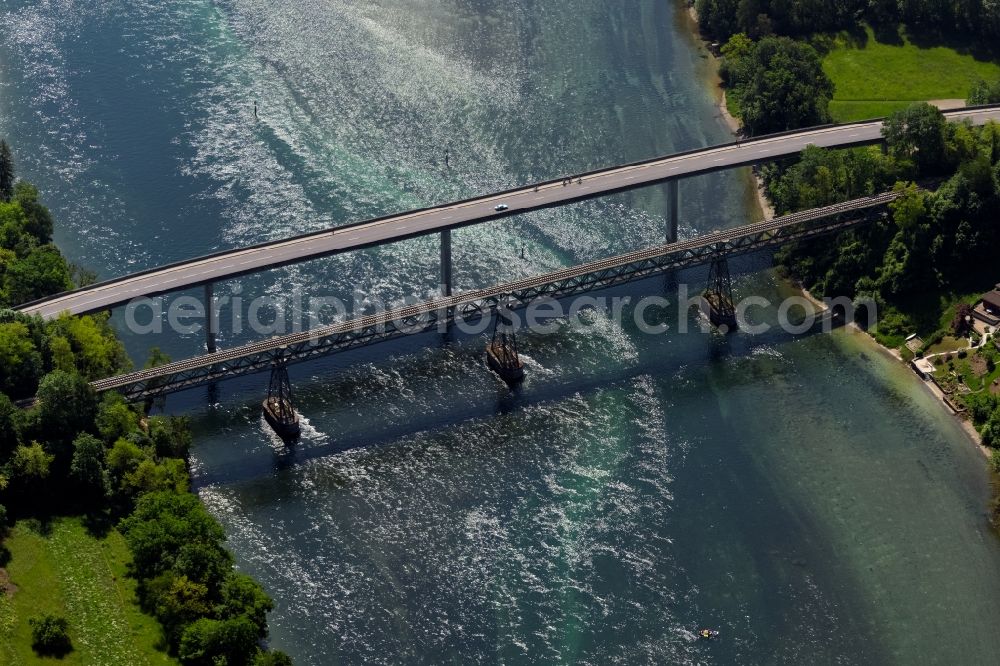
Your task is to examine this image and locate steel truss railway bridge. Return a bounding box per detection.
[90,192,899,401]
[18,108,995,404]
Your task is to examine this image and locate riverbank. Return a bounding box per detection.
[680,2,774,219]
[797,284,992,461]
[681,0,993,467]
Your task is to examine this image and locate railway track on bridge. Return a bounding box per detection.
[90,191,901,401]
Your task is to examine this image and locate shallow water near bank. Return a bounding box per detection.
[2,0,1000,663]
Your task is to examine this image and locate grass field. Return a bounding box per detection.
[823,25,1000,121]
[0,518,176,666]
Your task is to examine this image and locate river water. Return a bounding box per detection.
[3,0,1000,663]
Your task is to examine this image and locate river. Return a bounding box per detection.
[2,0,1000,663]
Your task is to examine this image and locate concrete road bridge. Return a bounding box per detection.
[16,107,996,410]
[17,105,1000,331]
[89,192,900,401]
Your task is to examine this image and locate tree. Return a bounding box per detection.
[106,437,148,492]
[952,303,974,337]
[174,541,233,593]
[968,78,1000,106]
[51,313,130,380]
[734,37,834,136]
[35,370,98,449]
[149,415,193,459]
[719,32,754,86]
[5,244,73,306]
[9,442,54,481]
[70,433,109,503]
[219,572,274,638]
[145,347,172,369]
[0,140,13,203]
[696,0,741,40]
[12,182,53,244]
[882,103,948,174]
[122,457,188,497]
[982,409,1000,447]
[0,391,20,462]
[48,334,76,374]
[29,614,72,657]
[147,572,212,646]
[120,491,229,582]
[178,616,259,666]
[0,200,32,256]
[0,321,43,399]
[96,393,138,443]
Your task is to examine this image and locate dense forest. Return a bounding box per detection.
[0,141,291,666]
[768,105,1000,447]
[695,0,1000,44]
[696,0,1000,452]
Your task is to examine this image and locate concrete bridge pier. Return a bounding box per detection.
[663,178,680,290]
[441,229,453,297]
[440,229,455,339]
[667,178,679,243]
[205,283,217,353]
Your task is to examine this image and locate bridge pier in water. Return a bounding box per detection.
[702,246,738,333]
[486,301,524,388]
[441,229,453,297]
[263,359,300,442]
[666,178,679,243]
[204,283,217,353]
[87,193,903,403]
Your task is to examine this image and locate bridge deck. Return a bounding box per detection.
[17,106,999,320]
[91,191,901,400]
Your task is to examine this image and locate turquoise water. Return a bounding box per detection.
[3,0,1000,663]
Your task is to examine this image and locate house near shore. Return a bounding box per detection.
[974,284,1000,327]
[984,285,1000,316]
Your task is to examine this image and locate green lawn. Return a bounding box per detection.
[934,343,1000,393]
[0,517,176,666]
[925,335,970,356]
[823,25,1000,121]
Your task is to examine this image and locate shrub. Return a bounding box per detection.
[29,613,72,656]
[991,449,1000,474]
[254,651,294,666]
[148,415,193,459]
[96,394,138,443]
[178,616,258,666]
[70,433,109,502]
[984,414,1000,448]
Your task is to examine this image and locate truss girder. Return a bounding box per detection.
[93,198,892,402]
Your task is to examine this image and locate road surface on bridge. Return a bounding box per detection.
[18,106,1000,320]
[90,192,900,400]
